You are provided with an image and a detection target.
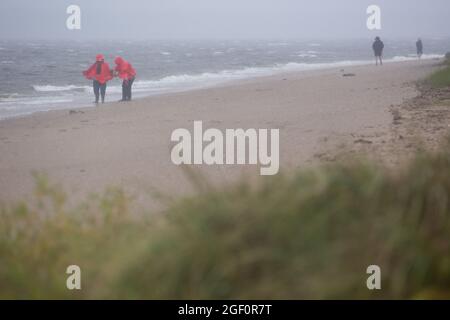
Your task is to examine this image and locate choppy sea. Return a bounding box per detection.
[0,38,447,119]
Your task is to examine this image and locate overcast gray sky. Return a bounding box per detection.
[0,0,449,40]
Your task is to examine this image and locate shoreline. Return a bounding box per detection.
[0,55,444,122]
[0,58,446,206]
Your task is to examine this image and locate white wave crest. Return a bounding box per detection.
[391,54,444,62]
[33,85,90,92]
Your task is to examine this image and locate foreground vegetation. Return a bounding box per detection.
[1,143,450,299]
[428,55,450,88]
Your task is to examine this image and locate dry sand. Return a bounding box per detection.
[0,59,447,207]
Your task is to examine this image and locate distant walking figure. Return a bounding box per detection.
[416,38,423,59]
[372,37,384,66]
[83,54,113,104]
[114,57,136,102]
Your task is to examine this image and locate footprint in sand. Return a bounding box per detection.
[266,121,287,129]
[69,110,85,115]
[354,139,373,144]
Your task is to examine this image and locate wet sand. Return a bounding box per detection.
[0,59,445,206]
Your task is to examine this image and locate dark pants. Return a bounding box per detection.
[122,77,135,101]
[93,80,106,103]
[375,54,383,65]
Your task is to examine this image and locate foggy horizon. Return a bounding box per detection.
[1,0,450,41]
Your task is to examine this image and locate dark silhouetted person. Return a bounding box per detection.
[416,38,423,59]
[83,54,113,104]
[114,57,136,102]
[372,37,384,66]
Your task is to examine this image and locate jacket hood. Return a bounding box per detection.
[115,57,125,65]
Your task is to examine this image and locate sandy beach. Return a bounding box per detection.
[0,59,446,206]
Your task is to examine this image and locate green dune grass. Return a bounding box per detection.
[428,57,450,88]
[1,142,450,299]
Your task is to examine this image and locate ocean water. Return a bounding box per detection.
[0,38,447,119]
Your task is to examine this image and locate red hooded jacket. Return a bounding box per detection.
[114,57,136,81]
[83,61,113,85]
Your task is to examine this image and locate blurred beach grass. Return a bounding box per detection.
[0,139,449,300]
[428,55,450,88]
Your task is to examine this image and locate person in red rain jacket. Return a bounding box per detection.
[114,57,136,102]
[83,54,113,104]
